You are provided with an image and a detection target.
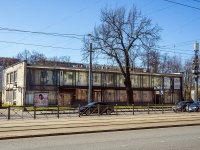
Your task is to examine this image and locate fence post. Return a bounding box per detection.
[98,104,100,116]
[107,104,108,115]
[162,103,164,114]
[116,104,118,115]
[34,105,36,119]
[132,104,134,115]
[57,105,60,119]
[78,104,80,117]
[147,103,150,114]
[22,106,24,119]
[175,103,177,113]
[8,106,10,120]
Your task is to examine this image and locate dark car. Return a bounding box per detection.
[77,102,114,116]
[172,101,193,112]
[185,101,200,112]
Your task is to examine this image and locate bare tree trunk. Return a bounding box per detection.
[126,83,133,105]
[124,64,133,105]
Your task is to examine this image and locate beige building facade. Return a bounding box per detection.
[2,61,184,106]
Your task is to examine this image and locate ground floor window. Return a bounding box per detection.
[76,89,88,103]
[119,90,127,102]
[104,90,115,102]
[142,91,152,103]
[58,93,72,106]
[24,88,181,106]
[25,91,57,106]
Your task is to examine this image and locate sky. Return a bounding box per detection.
[0,0,200,65]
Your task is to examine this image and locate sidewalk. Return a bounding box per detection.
[0,113,200,140]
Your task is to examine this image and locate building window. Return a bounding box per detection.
[93,73,101,86]
[107,73,115,87]
[40,70,48,84]
[174,78,180,89]
[40,70,55,85]
[142,75,150,88]
[64,71,73,85]
[13,90,17,100]
[76,71,88,86]
[6,73,10,84]
[142,91,152,102]
[76,89,88,102]
[10,72,14,83]
[119,90,127,102]
[133,91,140,102]
[102,73,115,87]
[116,74,125,87]
[14,71,17,82]
[131,75,140,88]
[153,76,162,87]
[105,90,115,102]
[164,77,170,89]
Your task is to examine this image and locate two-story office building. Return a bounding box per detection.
[2,61,183,106]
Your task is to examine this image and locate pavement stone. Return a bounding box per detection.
[0,113,200,140]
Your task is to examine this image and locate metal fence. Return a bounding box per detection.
[0,104,188,120]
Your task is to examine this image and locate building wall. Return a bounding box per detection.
[2,61,26,105]
[2,61,183,106]
[25,66,183,106]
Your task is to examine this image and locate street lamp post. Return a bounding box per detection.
[192,41,199,102]
[88,34,93,103]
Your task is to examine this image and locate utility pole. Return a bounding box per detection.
[88,35,93,103]
[192,41,199,102]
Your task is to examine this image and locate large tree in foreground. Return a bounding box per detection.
[82,5,161,104]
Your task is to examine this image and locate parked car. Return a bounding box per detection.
[185,101,200,112]
[76,102,114,116]
[172,101,193,112]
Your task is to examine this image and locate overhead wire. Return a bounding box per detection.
[0,40,81,51]
[164,0,200,11]
[0,27,84,39]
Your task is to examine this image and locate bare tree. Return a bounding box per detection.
[16,49,31,62]
[29,50,46,64]
[140,47,161,73]
[16,49,46,64]
[169,55,183,73]
[162,55,183,73]
[159,53,169,73]
[82,5,161,104]
[15,49,71,66]
[48,56,71,63]
[183,59,193,100]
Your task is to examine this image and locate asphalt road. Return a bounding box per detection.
[1,125,200,150]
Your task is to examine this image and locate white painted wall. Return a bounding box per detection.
[2,61,26,106]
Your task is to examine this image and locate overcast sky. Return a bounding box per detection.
[0,0,199,65]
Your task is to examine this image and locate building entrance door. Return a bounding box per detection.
[154,94,160,104]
